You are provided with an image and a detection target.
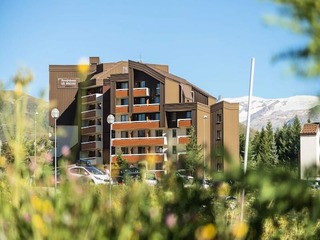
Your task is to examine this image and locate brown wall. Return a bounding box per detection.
[165,78,179,103]
[49,65,79,126]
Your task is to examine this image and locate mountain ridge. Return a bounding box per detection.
[223,95,320,130]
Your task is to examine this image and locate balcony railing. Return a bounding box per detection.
[113,120,160,130]
[178,135,190,144]
[133,103,160,113]
[177,118,192,128]
[111,153,165,162]
[116,105,129,113]
[81,125,102,135]
[81,93,103,104]
[81,109,102,119]
[112,137,165,147]
[133,88,149,97]
[81,141,102,151]
[116,89,129,98]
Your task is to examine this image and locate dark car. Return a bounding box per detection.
[117,167,141,184]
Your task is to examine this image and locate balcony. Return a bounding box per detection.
[81,125,102,135]
[112,137,165,147]
[81,141,102,151]
[133,104,160,113]
[112,153,164,163]
[178,136,190,144]
[81,93,103,104]
[177,118,192,128]
[113,120,160,130]
[82,109,102,119]
[116,105,129,113]
[133,88,149,97]
[116,89,129,98]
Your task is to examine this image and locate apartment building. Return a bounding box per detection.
[49,57,239,172]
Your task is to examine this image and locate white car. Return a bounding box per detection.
[68,164,112,185]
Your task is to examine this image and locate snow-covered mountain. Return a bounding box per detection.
[223,95,320,130]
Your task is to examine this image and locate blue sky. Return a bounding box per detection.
[1,0,319,100]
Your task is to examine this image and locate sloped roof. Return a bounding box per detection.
[300,123,319,135]
[147,65,214,98]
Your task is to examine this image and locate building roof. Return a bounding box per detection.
[300,123,320,136]
[147,64,214,98]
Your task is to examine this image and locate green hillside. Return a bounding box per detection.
[0,91,49,141]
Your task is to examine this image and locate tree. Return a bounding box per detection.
[185,126,203,177]
[116,150,128,170]
[268,0,320,77]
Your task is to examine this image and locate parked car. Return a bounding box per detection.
[67,164,112,185]
[116,167,159,185]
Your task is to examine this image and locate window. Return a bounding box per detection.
[155,96,160,103]
[121,115,129,122]
[171,112,176,122]
[155,113,160,120]
[135,81,146,88]
[217,130,222,140]
[186,128,191,135]
[121,98,129,105]
[138,114,146,121]
[155,130,163,137]
[217,113,222,123]
[156,83,160,95]
[134,97,146,104]
[138,147,146,154]
[156,162,163,170]
[186,111,192,118]
[121,131,129,138]
[172,129,177,138]
[155,146,163,153]
[138,130,146,137]
[116,82,128,89]
[121,147,129,154]
[172,145,177,154]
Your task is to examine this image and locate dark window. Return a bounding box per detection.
[186,111,192,118]
[217,113,222,123]
[156,162,163,170]
[121,147,129,154]
[172,129,176,138]
[121,115,129,122]
[138,130,146,137]
[155,130,163,137]
[155,113,160,120]
[121,98,129,105]
[217,130,221,140]
[138,147,146,154]
[138,114,146,121]
[155,96,160,103]
[172,145,177,154]
[155,146,163,153]
[121,131,129,138]
[186,128,191,135]
[116,82,128,89]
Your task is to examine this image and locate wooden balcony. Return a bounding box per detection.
[112,153,164,163]
[116,89,129,98]
[112,137,165,147]
[116,105,129,113]
[81,109,102,119]
[177,119,192,128]
[178,136,190,144]
[81,141,102,151]
[81,94,102,104]
[81,125,102,135]
[133,88,149,97]
[133,104,160,113]
[113,120,160,130]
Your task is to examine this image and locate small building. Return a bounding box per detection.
[300,123,320,179]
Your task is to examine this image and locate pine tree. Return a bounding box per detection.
[185,126,203,176]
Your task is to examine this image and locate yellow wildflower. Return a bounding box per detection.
[195,223,217,240]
